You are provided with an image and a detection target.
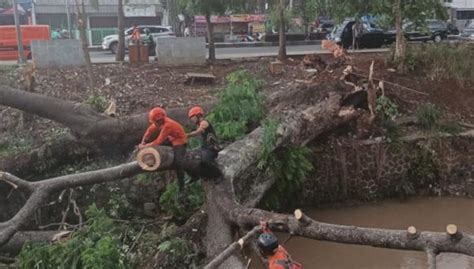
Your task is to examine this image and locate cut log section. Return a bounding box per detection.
[136,147,162,171]
[407,226,418,239]
[185,72,216,85]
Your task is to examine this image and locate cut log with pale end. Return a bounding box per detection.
[407,226,418,239]
[446,224,460,239]
[294,209,311,227]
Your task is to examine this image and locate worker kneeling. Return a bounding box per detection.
[257,223,303,269]
[139,107,187,191]
[186,106,221,161]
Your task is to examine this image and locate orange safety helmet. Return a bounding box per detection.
[188,106,204,118]
[148,107,166,122]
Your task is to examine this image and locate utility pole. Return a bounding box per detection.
[31,0,36,24]
[65,0,71,38]
[12,0,26,64]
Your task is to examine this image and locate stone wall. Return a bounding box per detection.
[156,37,206,66]
[301,131,474,206]
[31,40,86,69]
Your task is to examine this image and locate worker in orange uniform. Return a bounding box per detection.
[139,107,187,191]
[131,24,141,44]
[257,222,303,269]
[186,106,221,161]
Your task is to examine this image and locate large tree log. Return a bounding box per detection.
[0,231,58,255]
[0,146,216,248]
[0,85,213,178]
[0,85,210,148]
[206,92,360,268]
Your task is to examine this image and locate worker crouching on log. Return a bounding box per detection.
[257,222,303,269]
[186,106,221,161]
[138,107,187,191]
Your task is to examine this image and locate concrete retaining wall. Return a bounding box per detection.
[156,37,206,66]
[31,40,86,68]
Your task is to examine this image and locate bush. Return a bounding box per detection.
[376,95,399,121]
[157,238,200,268]
[399,43,474,86]
[261,146,314,210]
[19,204,130,269]
[85,95,108,113]
[416,104,442,131]
[207,69,265,141]
[159,180,205,221]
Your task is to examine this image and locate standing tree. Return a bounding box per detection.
[115,0,125,62]
[331,0,446,71]
[296,0,318,39]
[167,0,181,36]
[189,0,227,61]
[277,0,287,60]
[74,0,95,89]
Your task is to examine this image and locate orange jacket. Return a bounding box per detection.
[143,117,187,146]
[131,28,141,41]
[268,246,302,269]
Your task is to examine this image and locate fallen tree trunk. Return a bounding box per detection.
[0,231,58,255]
[0,85,210,149]
[206,92,360,267]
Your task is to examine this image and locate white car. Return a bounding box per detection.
[460,28,474,41]
[102,25,175,54]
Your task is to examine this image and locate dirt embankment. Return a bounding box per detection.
[1,53,473,149]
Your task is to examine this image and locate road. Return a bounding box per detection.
[90,45,388,63]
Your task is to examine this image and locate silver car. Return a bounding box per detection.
[460,28,474,41]
[102,25,175,54]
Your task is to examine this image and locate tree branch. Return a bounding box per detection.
[205,226,261,269]
[0,161,144,247]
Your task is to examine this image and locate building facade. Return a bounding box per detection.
[34,0,164,46]
[442,0,474,29]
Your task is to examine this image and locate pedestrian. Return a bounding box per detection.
[143,28,155,56]
[51,28,62,40]
[139,107,187,192]
[184,26,191,37]
[131,24,141,44]
[352,20,364,50]
[186,106,221,161]
[257,222,303,269]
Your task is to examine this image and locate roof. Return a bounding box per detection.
[35,0,164,14]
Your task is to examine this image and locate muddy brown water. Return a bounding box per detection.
[250,197,474,269]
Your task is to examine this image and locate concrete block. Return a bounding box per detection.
[156,37,206,66]
[32,40,86,69]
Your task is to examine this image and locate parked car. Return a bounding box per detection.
[102,25,175,54]
[460,27,474,41]
[447,22,460,35]
[385,20,449,44]
[328,20,386,49]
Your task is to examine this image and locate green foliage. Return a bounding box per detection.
[207,69,265,141]
[85,95,108,113]
[258,118,280,169]
[19,204,130,269]
[268,5,292,31]
[188,0,228,16]
[157,238,200,268]
[159,180,205,221]
[0,134,33,157]
[416,104,462,134]
[376,95,399,121]
[408,146,439,190]
[107,185,133,219]
[402,44,474,86]
[295,0,318,27]
[262,147,314,210]
[330,0,446,25]
[416,104,442,131]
